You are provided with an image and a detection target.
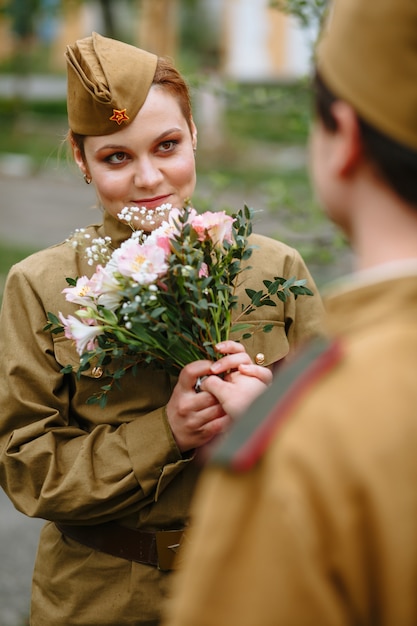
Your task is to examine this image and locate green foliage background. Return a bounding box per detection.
[0,0,349,306]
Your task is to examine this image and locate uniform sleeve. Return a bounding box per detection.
[0,264,191,524]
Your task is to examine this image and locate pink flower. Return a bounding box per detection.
[190,211,234,247]
[199,262,209,278]
[59,312,104,355]
[63,276,96,307]
[116,238,168,284]
[148,206,197,249]
[167,206,197,229]
[146,228,172,256]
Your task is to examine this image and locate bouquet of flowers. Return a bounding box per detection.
[45,204,313,406]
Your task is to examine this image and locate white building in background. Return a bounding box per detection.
[220,0,317,80]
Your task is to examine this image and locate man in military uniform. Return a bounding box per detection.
[162,0,417,624]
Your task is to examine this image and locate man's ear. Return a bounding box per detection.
[330,101,363,176]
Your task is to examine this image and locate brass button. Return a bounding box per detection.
[91,366,103,378]
[255,352,265,366]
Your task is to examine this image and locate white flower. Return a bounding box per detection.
[59,312,104,355]
[117,204,173,231]
[62,276,97,309]
[90,264,123,311]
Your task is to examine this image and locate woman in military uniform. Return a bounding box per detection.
[0,32,324,626]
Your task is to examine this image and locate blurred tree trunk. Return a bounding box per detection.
[137,0,179,57]
[50,0,84,70]
[97,0,117,38]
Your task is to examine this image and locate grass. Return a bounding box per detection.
[0,241,39,303]
[0,98,68,165]
[223,80,312,144]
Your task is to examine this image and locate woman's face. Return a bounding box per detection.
[73,85,197,230]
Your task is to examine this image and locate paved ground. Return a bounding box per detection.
[0,491,43,626]
[0,167,100,249]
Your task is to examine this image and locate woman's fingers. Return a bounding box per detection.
[238,363,273,385]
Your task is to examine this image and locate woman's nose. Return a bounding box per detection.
[133,157,164,188]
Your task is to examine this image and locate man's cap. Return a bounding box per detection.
[316,0,417,151]
[66,32,158,136]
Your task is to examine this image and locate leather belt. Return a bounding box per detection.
[56,522,184,571]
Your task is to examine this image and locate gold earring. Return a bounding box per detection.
[84,173,92,185]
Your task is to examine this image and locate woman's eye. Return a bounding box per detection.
[158,140,178,153]
[106,152,128,164]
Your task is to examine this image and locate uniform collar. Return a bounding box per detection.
[325,267,417,337]
[101,210,134,248]
[324,258,417,298]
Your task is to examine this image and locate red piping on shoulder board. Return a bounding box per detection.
[230,340,343,472]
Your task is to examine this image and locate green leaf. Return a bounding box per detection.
[250,290,265,307]
[291,285,314,296]
[150,307,167,318]
[46,312,62,326]
[245,288,257,300]
[99,395,108,409]
[282,276,296,288]
[99,307,118,324]
[230,322,252,333]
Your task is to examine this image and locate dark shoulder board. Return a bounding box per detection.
[211,339,343,472]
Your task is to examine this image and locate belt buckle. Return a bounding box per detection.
[155,530,183,571]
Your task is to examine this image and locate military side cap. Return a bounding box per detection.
[316,0,417,151]
[66,32,158,136]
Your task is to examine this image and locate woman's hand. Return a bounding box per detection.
[200,340,273,420]
[166,341,272,453]
[166,359,232,453]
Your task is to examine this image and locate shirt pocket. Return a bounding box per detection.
[231,320,289,367]
[53,335,107,380]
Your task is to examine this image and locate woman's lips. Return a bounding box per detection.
[131,195,172,209]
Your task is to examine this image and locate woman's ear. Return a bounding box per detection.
[73,145,86,173]
[70,134,90,178]
[330,101,363,176]
[190,118,198,151]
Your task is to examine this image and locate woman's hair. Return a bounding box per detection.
[69,56,193,160]
[152,57,193,132]
[312,71,417,207]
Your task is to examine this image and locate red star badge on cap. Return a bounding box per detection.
[109,108,130,125]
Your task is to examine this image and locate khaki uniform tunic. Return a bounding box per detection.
[0,212,323,626]
[163,269,417,626]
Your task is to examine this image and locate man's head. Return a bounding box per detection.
[312,0,417,210]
